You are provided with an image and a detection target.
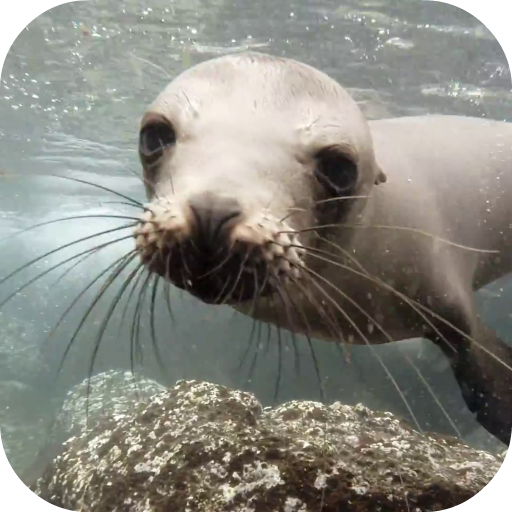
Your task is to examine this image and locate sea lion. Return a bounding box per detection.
[133,52,512,446]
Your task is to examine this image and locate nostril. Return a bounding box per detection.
[187,192,243,244]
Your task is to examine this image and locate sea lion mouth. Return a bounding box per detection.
[145,242,274,305]
[133,198,306,305]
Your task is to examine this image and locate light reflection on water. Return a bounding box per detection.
[0,0,511,477]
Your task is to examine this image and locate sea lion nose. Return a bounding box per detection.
[187,192,243,245]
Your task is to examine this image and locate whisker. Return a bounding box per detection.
[269,293,284,404]
[163,281,176,323]
[315,195,370,205]
[149,275,170,381]
[162,253,176,323]
[0,223,136,292]
[131,270,156,373]
[398,472,411,512]
[261,275,274,358]
[45,174,144,207]
[0,215,141,246]
[292,276,350,362]
[281,283,327,402]
[113,263,145,353]
[123,165,146,185]
[178,243,192,288]
[245,270,271,385]
[238,268,264,379]
[221,251,250,304]
[56,249,139,376]
[274,281,301,378]
[317,234,371,275]
[0,231,135,311]
[401,351,461,438]
[212,272,235,305]
[295,250,461,437]
[49,249,99,289]
[408,298,512,373]
[197,252,234,280]
[100,201,146,210]
[303,269,423,433]
[279,207,307,224]
[295,245,457,355]
[46,248,138,348]
[287,224,499,254]
[84,255,143,422]
[118,266,148,375]
[129,52,172,79]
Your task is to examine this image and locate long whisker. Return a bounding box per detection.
[131,271,154,373]
[279,207,307,224]
[237,268,264,377]
[305,245,512,373]
[244,272,270,385]
[45,174,144,207]
[163,281,176,323]
[295,251,461,437]
[303,268,423,433]
[222,251,250,304]
[161,253,176,323]
[408,296,512,372]
[287,225,499,254]
[317,234,371,275]
[149,275,170,381]
[84,255,142,424]
[100,201,146,210]
[292,275,351,364]
[46,248,138,348]
[115,264,146,347]
[274,281,301,379]
[0,223,136,292]
[269,293,284,404]
[283,187,367,216]
[398,472,411,512]
[49,249,99,289]
[118,266,148,375]
[295,244,457,355]
[281,283,326,402]
[56,248,139,375]
[129,52,172,79]
[401,351,461,438]
[0,230,135,311]
[198,252,234,280]
[0,215,141,245]
[315,195,370,205]
[212,272,235,305]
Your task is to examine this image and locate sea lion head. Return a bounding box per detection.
[133,52,385,305]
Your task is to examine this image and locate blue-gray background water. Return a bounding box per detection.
[0,0,511,478]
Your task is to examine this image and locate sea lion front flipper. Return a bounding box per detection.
[428,312,512,447]
[454,319,512,447]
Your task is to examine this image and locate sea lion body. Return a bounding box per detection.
[266,115,512,344]
[134,52,512,445]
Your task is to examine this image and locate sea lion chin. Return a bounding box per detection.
[133,51,512,447]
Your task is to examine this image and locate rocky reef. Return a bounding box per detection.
[34,378,501,511]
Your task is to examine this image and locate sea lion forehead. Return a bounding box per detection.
[142,53,364,154]
[147,52,347,119]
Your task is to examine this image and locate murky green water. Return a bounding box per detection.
[0,0,511,477]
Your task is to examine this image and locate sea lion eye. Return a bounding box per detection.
[314,147,358,197]
[139,121,176,164]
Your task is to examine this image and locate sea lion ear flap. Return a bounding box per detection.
[374,164,387,185]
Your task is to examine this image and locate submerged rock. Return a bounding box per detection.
[35,380,500,511]
[20,370,166,486]
[51,369,167,440]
